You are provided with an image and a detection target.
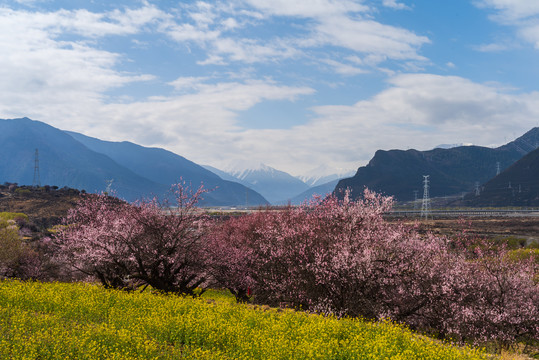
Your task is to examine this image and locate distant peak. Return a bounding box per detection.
[434,143,473,149]
[299,164,355,178]
[223,160,273,173]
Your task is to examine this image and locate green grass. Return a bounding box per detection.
[0,280,493,359]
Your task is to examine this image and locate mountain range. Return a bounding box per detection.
[335,128,539,202]
[203,163,355,204]
[4,117,539,208]
[0,118,268,206]
[204,163,310,204]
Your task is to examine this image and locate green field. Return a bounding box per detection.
[0,280,492,359]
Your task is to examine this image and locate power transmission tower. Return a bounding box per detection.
[475,181,480,196]
[32,149,41,187]
[420,175,430,220]
[413,190,418,210]
[496,162,500,176]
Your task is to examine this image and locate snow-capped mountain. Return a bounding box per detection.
[224,162,279,183]
[204,162,309,204]
[297,165,356,187]
[434,143,473,149]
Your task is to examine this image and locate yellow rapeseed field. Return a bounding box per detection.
[0,280,493,359]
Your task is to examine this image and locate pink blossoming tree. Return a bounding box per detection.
[55,184,210,296]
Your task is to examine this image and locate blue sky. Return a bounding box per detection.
[1,0,539,176]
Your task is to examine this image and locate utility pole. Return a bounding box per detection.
[420,175,430,220]
[32,149,41,187]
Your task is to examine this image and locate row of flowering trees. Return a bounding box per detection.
[54,184,538,346]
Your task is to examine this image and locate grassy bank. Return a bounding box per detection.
[0,280,492,359]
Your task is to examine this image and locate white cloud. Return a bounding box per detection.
[241,0,368,18]
[0,5,158,128]
[168,76,211,91]
[382,0,410,10]
[474,0,539,22]
[0,6,165,106]
[68,80,316,163]
[243,0,428,63]
[221,17,240,30]
[196,54,226,65]
[160,21,221,43]
[160,4,300,64]
[211,37,300,63]
[315,16,429,61]
[13,0,43,5]
[322,59,366,75]
[474,0,539,49]
[520,23,539,48]
[157,0,429,70]
[474,42,511,52]
[6,5,167,38]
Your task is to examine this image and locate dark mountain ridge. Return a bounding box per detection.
[335,128,539,202]
[0,118,268,206]
[0,118,166,201]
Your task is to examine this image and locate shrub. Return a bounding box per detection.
[0,218,43,280]
[14,188,31,195]
[0,212,29,223]
[0,219,24,273]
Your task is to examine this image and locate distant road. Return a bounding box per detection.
[387,209,539,217]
